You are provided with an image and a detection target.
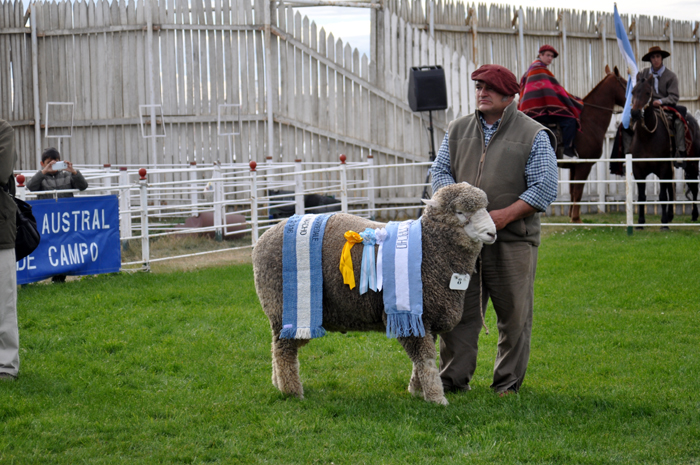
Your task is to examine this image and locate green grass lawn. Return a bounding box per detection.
[2,226,699,464]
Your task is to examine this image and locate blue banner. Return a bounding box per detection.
[16,196,121,285]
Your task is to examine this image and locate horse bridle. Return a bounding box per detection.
[583,74,627,114]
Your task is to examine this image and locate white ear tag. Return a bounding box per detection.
[449,273,470,290]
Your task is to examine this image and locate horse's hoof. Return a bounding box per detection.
[635,226,644,230]
[570,218,583,224]
[660,226,670,231]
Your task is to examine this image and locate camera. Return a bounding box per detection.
[52,161,67,171]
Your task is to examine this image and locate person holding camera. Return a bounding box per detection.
[27,147,88,200]
[27,147,88,283]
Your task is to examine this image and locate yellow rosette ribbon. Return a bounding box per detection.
[339,230,363,289]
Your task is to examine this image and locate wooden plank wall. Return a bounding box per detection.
[381,0,700,212]
[3,0,699,214]
[0,0,35,170]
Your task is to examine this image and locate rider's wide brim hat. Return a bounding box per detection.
[642,46,670,62]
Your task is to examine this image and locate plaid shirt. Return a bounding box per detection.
[430,116,558,211]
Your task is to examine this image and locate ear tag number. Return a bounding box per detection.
[450,273,470,290]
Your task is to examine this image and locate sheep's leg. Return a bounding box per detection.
[407,364,423,397]
[398,334,448,405]
[271,334,308,399]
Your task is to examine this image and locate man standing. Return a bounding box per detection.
[430,64,558,395]
[519,45,583,159]
[637,46,686,164]
[0,119,19,381]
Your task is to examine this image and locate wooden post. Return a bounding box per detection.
[264,0,274,162]
[599,16,607,69]
[667,21,674,71]
[517,7,525,76]
[145,0,158,169]
[559,11,568,90]
[429,0,434,38]
[470,6,478,67]
[30,2,41,167]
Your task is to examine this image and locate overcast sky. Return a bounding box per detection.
[296,0,700,59]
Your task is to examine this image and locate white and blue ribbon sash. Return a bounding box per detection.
[359,228,377,295]
[382,219,424,338]
[281,213,333,339]
[375,228,387,291]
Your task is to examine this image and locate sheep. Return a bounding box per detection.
[252,183,497,405]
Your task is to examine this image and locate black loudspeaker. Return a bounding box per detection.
[407,66,448,112]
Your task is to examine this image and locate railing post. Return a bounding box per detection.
[625,154,634,236]
[103,164,112,194]
[294,158,304,215]
[367,154,376,219]
[119,167,132,240]
[250,161,259,245]
[139,168,150,269]
[339,154,348,213]
[597,144,606,213]
[15,175,26,201]
[213,162,223,241]
[189,161,199,215]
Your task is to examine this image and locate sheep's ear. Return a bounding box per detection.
[421,198,439,208]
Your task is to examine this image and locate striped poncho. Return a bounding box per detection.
[518,60,583,127]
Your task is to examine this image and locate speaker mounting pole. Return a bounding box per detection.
[407,65,448,202]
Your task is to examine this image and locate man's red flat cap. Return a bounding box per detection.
[470,64,520,96]
[538,44,559,58]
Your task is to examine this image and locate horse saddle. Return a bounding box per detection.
[541,122,565,160]
[661,105,693,157]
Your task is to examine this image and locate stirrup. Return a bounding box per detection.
[563,147,579,160]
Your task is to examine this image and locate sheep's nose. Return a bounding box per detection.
[487,232,496,240]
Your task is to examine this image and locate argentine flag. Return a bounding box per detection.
[614,4,638,129]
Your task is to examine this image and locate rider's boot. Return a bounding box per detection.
[674,117,687,169]
[563,146,579,160]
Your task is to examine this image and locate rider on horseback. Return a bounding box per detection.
[637,46,687,167]
[518,44,584,159]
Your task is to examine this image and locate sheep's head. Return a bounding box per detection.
[422,183,496,245]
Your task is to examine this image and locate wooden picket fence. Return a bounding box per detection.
[2,0,699,215]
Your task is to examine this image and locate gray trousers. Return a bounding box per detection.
[0,248,19,376]
[439,241,537,393]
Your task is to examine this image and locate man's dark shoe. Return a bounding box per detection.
[443,384,471,393]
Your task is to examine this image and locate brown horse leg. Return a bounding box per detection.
[636,181,646,229]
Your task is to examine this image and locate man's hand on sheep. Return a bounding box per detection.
[489,199,538,231]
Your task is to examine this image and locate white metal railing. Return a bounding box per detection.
[13,154,700,268]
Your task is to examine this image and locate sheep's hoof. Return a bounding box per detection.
[431,396,449,406]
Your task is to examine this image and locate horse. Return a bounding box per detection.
[564,66,627,223]
[629,76,700,227]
